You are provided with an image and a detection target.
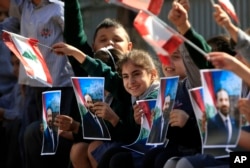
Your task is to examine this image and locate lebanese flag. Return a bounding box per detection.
[218,0,239,24]
[200,69,216,111]
[133,10,183,65]
[189,87,206,121]
[106,0,164,15]
[2,30,52,86]
[137,99,156,129]
[71,77,86,106]
[188,87,206,144]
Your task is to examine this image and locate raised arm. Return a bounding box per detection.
[208,51,250,87]
[213,4,250,63]
[213,4,238,45]
[64,0,93,76]
[168,1,212,69]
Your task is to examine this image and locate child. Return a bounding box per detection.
[0,7,17,97]
[163,1,250,167]
[52,42,160,167]
[56,1,134,167]
[0,0,79,167]
[55,48,140,168]
[164,51,250,168]
[0,53,24,168]
[25,0,135,166]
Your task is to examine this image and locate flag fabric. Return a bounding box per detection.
[122,99,157,155]
[218,0,239,24]
[133,10,184,65]
[137,99,157,130]
[71,77,87,106]
[188,87,206,145]
[189,87,206,120]
[2,30,52,86]
[106,0,164,15]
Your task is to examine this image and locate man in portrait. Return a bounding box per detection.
[42,107,58,154]
[206,89,239,145]
[82,94,110,139]
[147,95,171,144]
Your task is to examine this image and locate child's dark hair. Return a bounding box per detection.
[94,48,124,71]
[207,35,236,56]
[117,49,158,78]
[93,18,130,42]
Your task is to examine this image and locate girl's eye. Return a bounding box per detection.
[122,75,128,79]
[133,72,141,77]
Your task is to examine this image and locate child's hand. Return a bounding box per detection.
[92,102,120,126]
[207,52,239,71]
[213,4,232,29]
[238,98,250,123]
[169,109,189,128]
[176,0,190,12]
[133,104,144,125]
[52,42,78,56]
[54,115,73,131]
[168,1,190,34]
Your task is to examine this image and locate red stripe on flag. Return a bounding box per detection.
[160,79,167,110]
[2,31,35,77]
[133,11,150,36]
[162,35,183,55]
[28,38,52,85]
[218,0,239,24]
[42,93,47,121]
[158,54,171,65]
[191,89,205,113]
[139,101,153,128]
[148,0,164,15]
[203,71,216,105]
[72,78,86,106]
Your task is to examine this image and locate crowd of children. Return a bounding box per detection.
[0,0,250,168]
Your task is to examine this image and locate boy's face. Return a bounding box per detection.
[93,27,132,53]
[11,54,20,78]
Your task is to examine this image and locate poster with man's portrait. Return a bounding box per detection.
[146,76,179,146]
[71,77,111,140]
[200,69,242,157]
[41,90,61,155]
[122,99,156,155]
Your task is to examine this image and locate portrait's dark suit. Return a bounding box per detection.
[83,111,110,139]
[147,116,168,144]
[42,127,58,153]
[206,112,239,145]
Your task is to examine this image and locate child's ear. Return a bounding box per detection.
[151,69,158,81]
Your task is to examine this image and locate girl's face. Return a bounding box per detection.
[93,27,132,53]
[161,50,186,80]
[121,61,155,97]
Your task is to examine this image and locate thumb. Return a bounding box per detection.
[213,4,222,12]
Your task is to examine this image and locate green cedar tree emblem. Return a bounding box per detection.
[22,50,37,62]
